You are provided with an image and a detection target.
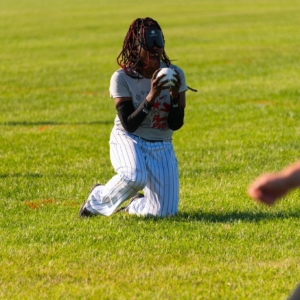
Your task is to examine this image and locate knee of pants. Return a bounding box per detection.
[119,167,147,190]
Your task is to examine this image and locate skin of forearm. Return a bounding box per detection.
[279,162,300,189]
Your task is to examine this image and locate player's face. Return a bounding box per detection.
[138,46,163,70]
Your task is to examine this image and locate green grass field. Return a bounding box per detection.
[1,0,300,299]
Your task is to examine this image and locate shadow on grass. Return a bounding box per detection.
[1,121,113,126]
[173,210,300,223]
[114,209,300,223]
[0,173,76,178]
[127,210,300,223]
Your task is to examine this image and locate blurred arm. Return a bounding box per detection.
[248,161,300,205]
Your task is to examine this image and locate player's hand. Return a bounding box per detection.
[248,173,291,205]
[146,69,169,104]
[170,69,181,99]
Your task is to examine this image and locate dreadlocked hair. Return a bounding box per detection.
[117,17,171,78]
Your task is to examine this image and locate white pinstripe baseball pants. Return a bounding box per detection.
[85,127,179,217]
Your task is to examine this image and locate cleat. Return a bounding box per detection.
[79,204,94,217]
[78,184,102,218]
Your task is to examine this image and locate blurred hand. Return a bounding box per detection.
[248,173,291,205]
[146,69,170,104]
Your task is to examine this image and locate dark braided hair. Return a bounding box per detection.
[117,17,171,77]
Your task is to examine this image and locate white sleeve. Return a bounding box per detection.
[109,71,131,98]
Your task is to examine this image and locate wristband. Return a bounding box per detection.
[143,99,153,113]
[171,95,180,107]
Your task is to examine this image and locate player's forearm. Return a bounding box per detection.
[167,96,184,131]
[279,161,300,189]
[117,99,153,133]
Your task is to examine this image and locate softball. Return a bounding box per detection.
[157,68,177,89]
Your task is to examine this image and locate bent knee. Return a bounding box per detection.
[119,168,147,190]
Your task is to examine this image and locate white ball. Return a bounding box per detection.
[157,68,177,89]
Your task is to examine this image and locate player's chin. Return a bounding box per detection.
[149,58,160,69]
